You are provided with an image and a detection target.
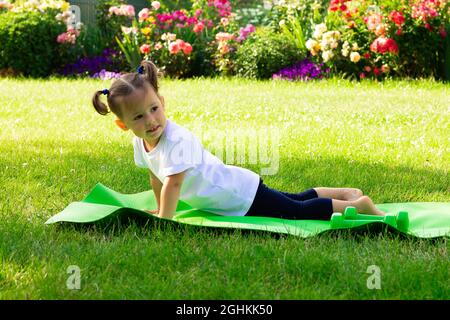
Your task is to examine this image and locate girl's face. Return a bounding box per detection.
[115,84,166,148]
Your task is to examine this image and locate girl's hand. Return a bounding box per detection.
[144,209,159,215]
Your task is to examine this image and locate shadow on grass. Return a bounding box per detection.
[2,139,449,244]
[50,215,446,245]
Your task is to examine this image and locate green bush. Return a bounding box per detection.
[234,27,304,79]
[0,10,66,78]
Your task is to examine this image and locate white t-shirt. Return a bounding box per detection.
[133,119,260,216]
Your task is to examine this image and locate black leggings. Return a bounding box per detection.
[245,178,334,220]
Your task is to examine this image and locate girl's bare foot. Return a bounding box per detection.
[353,196,385,216]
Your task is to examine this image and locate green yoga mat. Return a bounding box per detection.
[45,183,450,238]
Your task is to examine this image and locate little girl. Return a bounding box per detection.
[92,60,385,220]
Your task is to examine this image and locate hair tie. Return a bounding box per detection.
[137,65,144,74]
[102,89,109,95]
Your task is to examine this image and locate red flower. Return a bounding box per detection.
[140,44,151,54]
[424,23,432,31]
[363,52,371,59]
[439,26,447,38]
[373,67,380,76]
[193,22,204,33]
[370,36,399,55]
[388,11,405,26]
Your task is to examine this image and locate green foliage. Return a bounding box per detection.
[76,24,110,58]
[234,4,272,27]
[0,10,66,78]
[279,15,306,52]
[95,0,130,50]
[115,18,143,71]
[234,27,304,79]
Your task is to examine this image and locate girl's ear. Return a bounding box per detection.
[115,118,128,131]
[160,96,165,109]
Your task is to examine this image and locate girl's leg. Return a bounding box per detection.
[314,187,363,201]
[279,188,319,201]
[332,196,385,216]
[245,183,334,220]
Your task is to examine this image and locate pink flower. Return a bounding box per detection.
[56,27,80,44]
[193,22,204,33]
[364,66,371,72]
[237,24,256,42]
[218,42,230,54]
[140,44,151,54]
[359,72,366,79]
[169,42,180,54]
[108,6,120,16]
[154,42,163,50]
[370,36,399,55]
[375,23,387,36]
[364,13,383,32]
[215,32,235,42]
[194,9,203,18]
[411,0,439,22]
[151,1,160,10]
[125,5,135,17]
[221,17,229,26]
[138,8,150,22]
[439,26,447,38]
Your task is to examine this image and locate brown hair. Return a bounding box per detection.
[91,60,163,120]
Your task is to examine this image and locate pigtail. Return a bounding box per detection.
[140,60,162,94]
[92,91,110,116]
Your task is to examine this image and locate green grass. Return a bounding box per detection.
[0,76,449,299]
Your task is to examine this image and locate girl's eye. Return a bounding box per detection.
[152,106,158,112]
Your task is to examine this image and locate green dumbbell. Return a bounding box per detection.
[343,207,358,219]
[330,213,344,228]
[383,214,397,228]
[396,211,409,231]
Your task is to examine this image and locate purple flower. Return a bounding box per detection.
[92,69,122,80]
[272,58,330,81]
[237,24,255,42]
[58,49,121,77]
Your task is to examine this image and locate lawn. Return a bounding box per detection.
[0,76,448,299]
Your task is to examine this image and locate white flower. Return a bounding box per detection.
[330,40,338,49]
[352,42,359,51]
[313,23,327,39]
[322,50,334,62]
[151,1,161,10]
[341,48,349,57]
[306,39,318,50]
[279,19,286,27]
[121,26,132,34]
[350,51,361,63]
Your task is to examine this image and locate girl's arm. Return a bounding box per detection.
[149,170,162,210]
[158,171,186,220]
